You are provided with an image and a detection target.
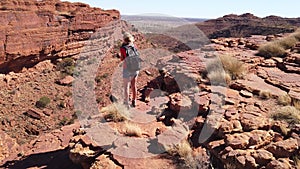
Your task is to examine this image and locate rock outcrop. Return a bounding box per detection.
[196,13,300,38]
[0,0,120,73]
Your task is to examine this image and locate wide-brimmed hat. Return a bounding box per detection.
[123,32,135,42]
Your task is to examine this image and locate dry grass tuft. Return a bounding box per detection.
[278,36,298,49]
[100,103,130,122]
[279,125,290,136]
[277,94,292,106]
[219,55,247,80]
[258,42,286,58]
[271,106,300,125]
[258,29,300,58]
[207,71,231,85]
[259,90,272,100]
[166,140,200,168]
[290,28,300,41]
[123,121,142,137]
[293,99,300,110]
[206,55,247,82]
[293,155,300,169]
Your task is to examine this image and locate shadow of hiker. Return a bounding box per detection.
[1,148,82,169]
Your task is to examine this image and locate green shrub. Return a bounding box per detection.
[57,57,75,75]
[36,96,51,108]
[258,42,286,58]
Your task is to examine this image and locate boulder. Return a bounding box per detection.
[58,75,75,85]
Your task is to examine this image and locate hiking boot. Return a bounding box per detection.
[132,100,136,107]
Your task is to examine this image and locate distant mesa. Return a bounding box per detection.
[196,13,300,39]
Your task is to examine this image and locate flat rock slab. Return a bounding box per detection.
[263,68,300,98]
[112,154,177,169]
[236,74,287,97]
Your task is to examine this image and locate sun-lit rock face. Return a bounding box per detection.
[0,0,120,72]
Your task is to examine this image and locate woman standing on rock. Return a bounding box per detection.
[120,32,140,108]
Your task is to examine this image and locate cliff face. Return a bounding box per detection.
[196,13,300,38]
[0,0,120,73]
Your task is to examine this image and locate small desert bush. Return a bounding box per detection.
[271,106,300,125]
[259,90,272,100]
[123,121,142,137]
[277,94,292,106]
[100,103,129,122]
[36,96,51,108]
[258,42,286,58]
[207,70,231,85]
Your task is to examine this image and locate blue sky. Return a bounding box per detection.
[67,0,299,19]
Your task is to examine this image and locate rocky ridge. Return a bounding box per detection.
[0,0,119,73]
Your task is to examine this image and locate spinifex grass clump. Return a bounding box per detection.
[100,103,130,122]
[258,29,300,58]
[206,54,247,85]
[166,140,203,168]
[258,42,286,58]
[123,121,142,137]
[277,94,292,106]
[271,106,300,125]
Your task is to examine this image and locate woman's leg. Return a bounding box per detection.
[130,75,138,106]
[123,78,130,105]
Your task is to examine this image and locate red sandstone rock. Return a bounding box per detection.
[251,149,274,166]
[24,108,43,120]
[0,130,19,165]
[91,154,122,169]
[0,0,120,72]
[266,158,294,169]
[58,75,75,85]
[169,92,192,113]
[266,138,298,158]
